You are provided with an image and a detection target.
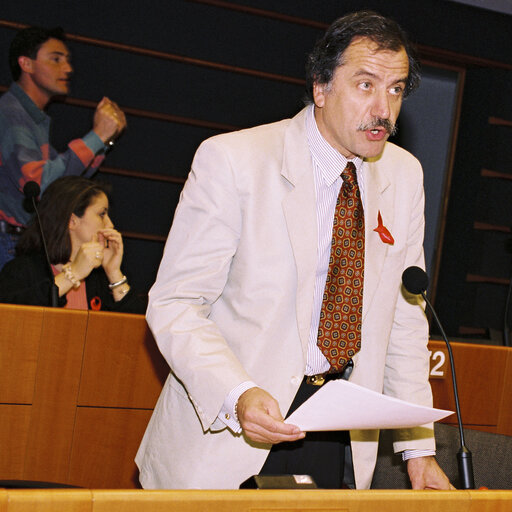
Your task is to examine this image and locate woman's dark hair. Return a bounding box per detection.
[305,11,420,103]
[9,26,66,81]
[17,176,111,264]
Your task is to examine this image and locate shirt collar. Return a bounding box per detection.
[10,82,49,125]
[306,104,362,187]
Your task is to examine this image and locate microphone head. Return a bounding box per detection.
[23,181,41,199]
[402,266,429,295]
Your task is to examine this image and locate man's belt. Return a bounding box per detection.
[305,359,354,386]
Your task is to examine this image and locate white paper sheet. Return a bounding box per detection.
[285,379,453,431]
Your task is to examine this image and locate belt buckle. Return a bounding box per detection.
[306,374,325,386]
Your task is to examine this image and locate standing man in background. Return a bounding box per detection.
[0,26,126,269]
[137,11,453,490]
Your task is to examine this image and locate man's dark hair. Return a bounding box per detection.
[9,26,66,81]
[305,11,420,103]
[17,176,111,264]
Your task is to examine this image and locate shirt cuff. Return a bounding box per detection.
[82,130,108,154]
[402,449,436,461]
[218,381,258,434]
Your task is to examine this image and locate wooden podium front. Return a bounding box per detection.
[427,339,512,436]
[1,303,511,489]
[0,304,168,488]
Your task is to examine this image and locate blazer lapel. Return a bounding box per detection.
[362,158,393,320]
[281,109,317,360]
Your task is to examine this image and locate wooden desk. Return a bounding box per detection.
[1,489,512,512]
[1,303,511,489]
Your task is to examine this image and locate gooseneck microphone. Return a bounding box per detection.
[23,181,59,307]
[22,181,41,203]
[402,266,474,490]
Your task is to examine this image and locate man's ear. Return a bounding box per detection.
[312,81,326,108]
[18,56,33,75]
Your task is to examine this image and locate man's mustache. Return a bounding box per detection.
[358,118,397,136]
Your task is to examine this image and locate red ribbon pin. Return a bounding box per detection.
[90,296,102,311]
[374,211,394,245]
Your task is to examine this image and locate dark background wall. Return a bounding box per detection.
[1,0,511,341]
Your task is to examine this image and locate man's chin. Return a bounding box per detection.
[350,132,389,159]
[366,133,391,155]
[56,83,71,95]
[358,142,387,160]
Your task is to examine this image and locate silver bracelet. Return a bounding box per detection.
[108,275,127,289]
[62,263,80,289]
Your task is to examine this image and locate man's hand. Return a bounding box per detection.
[237,387,305,444]
[93,97,127,143]
[407,456,455,490]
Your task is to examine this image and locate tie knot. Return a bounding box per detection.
[341,162,357,188]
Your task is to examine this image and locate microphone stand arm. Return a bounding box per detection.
[32,197,59,308]
[422,291,475,489]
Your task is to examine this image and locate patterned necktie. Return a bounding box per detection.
[317,162,365,373]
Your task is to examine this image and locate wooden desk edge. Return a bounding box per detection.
[2,488,512,506]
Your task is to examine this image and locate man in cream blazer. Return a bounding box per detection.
[136,11,452,490]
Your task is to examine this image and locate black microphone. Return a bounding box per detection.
[402,266,474,490]
[23,180,40,200]
[23,181,59,307]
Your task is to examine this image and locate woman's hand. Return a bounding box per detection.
[98,228,124,282]
[55,235,104,296]
[70,234,105,281]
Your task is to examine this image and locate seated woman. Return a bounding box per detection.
[0,176,145,313]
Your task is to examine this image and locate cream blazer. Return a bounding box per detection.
[136,108,435,490]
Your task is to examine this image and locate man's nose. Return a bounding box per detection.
[370,90,391,119]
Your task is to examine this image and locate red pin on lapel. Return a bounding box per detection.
[374,211,394,245]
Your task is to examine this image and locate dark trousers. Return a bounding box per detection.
[259,378,352,489]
